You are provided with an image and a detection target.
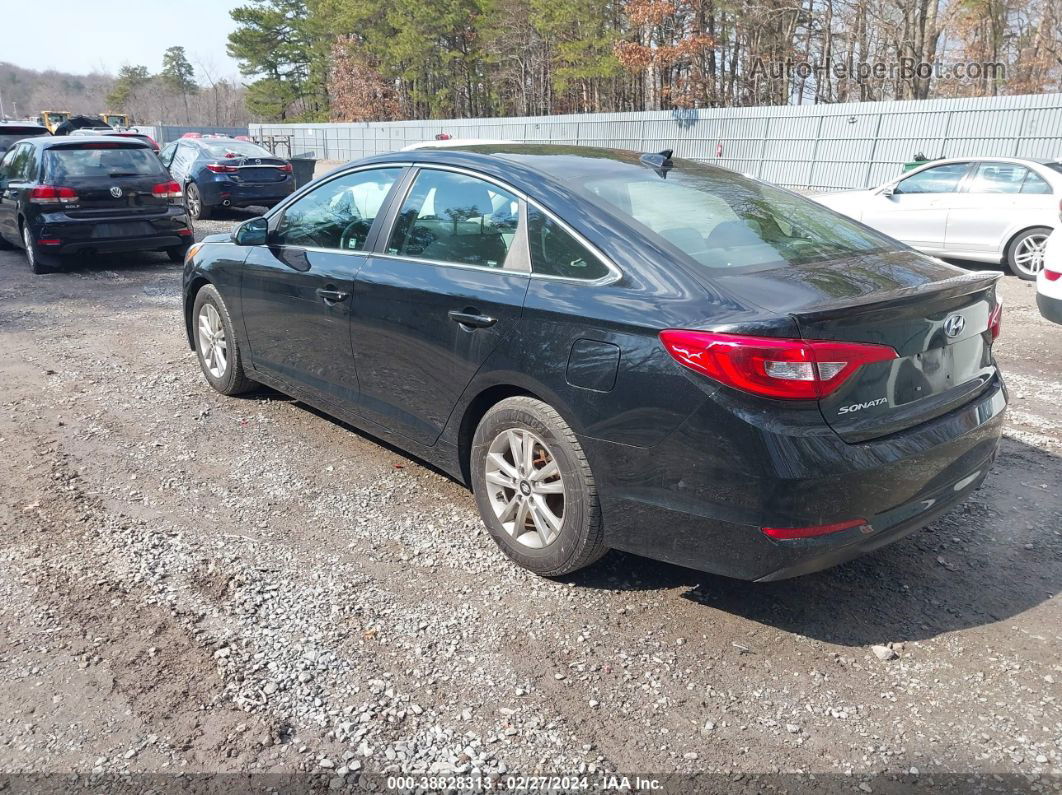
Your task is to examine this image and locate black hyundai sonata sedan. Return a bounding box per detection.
[181,145,1006,581]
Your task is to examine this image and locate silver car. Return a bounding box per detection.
[815,157,1061,280]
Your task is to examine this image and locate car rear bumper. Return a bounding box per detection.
[31,210,191,255]
[1037,292,1062,325]
[198,178,294,208]
[586,377,1007,581]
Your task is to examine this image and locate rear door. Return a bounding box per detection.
[351,166,529,445]
[43,143,172,225]
[862,162,972,251]
[946,162,1055,255]
[241,165,406,408]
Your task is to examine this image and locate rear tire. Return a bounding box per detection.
[1006,226,1050,281]
[471,396,607,577]
[186,183,212,221]
[23,225,53,275]
[192,284,256,396]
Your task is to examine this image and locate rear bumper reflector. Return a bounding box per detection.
[762,518,870,540]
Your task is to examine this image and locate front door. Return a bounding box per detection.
[863,161,972,252]
[351,167,529,445]
[240,166,406,408]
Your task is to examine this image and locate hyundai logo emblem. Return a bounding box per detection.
[943,314,965,338]
[110,186,123,198]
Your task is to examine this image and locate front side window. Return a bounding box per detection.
[894,162,970,194]
[527,206,610,280]
[967,163,1029,194]
[386,169,519,268]
[273,167,402,251]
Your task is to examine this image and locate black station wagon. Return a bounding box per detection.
[181,145,1006,581]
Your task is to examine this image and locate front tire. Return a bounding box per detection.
[471,396,607,577]
[186,183,212,221]
[192,284,256,395]
[1006,227,1050,280]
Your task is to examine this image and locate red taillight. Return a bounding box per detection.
[658,330,897,400]
[762,519,869,540]
[177,228,193,236]
[206,163,238,174]
[279,162,293,173]
[1045,269,1061,282]
[152,180,183,199]
[29,185,78,205]
[181,132,202,139]
[988,302,1003,341]
[37,238,62,247]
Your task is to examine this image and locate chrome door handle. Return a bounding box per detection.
[448,310,497,329]
[316,287,349,304]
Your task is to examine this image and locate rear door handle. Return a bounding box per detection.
[316,287,349,304]
[448,310,497,329]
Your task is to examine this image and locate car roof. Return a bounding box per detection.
[0,121,48,131]
[33,135,151,149]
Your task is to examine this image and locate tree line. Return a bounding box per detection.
[228,0,1062,123]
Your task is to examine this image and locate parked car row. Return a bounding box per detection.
[0,131,293,272]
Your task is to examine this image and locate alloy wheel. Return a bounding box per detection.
[1013,233,1048,276]
[23,226,35,271]
[187,185,201,218]
[484,428,566,549]
[197,303,228,378]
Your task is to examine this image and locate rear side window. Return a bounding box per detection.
[967,163,1030,194]
[386,169,520,268]
[45,146,164,180]
[527,206,610,280]
[895,162,969,194]
[1021,171,1052,194]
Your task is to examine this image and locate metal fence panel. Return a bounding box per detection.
[251,93,1062,191]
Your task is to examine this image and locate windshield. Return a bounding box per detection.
[580,160,898,270]
[200,140,274,159]
[0,129,49,151]
[45,146,166,179]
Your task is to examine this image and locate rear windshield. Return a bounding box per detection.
[581,161,897,270]
[1044,162,1062,176]
[200,140,273,159]
[44,146,166,179]
[0,128,49,150]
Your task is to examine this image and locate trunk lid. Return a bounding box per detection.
[44,143,172,217]
[709,251,1002,442]
[231,156,289,184]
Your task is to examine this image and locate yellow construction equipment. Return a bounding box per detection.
[99,112,131,128]
[37,111,72,133]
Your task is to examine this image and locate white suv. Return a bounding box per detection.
[1037,226,1062,324]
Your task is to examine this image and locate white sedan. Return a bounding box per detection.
[1037,226,1062,325]
[815,157,1061,280]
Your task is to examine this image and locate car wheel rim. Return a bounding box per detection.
[197,303,228,378]
[485,428,565,549]
[187,187,200,216]
[23,228,34,269]
[1014,233,1048,275]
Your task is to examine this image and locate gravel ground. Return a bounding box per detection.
[0,189,1060,791]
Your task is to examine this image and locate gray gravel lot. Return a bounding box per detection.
[0,194,1060,790]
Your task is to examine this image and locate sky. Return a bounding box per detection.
[3,0,246,78]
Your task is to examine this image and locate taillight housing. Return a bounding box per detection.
[279,163,293,173]
[152,180,183,199]
[29,185,78,205]
[1045,269,1061,282]
[206,162,238,174]
[659,330,898,400]
[988,302,1003,340]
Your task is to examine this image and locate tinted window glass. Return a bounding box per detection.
[895,163,969,194]
[581,168,894,270]
[44,147,164,179]
[0,127,49,153]
[527,206,610,280]
[6,145,35,181]
[1021,171,1052,194]
[200,140,274,159]
[386,170,519,268]
[967,163,1029,194]
[274,167,402,250]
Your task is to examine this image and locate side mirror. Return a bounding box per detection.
[233,217,268,246]
[882,185,895,198]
